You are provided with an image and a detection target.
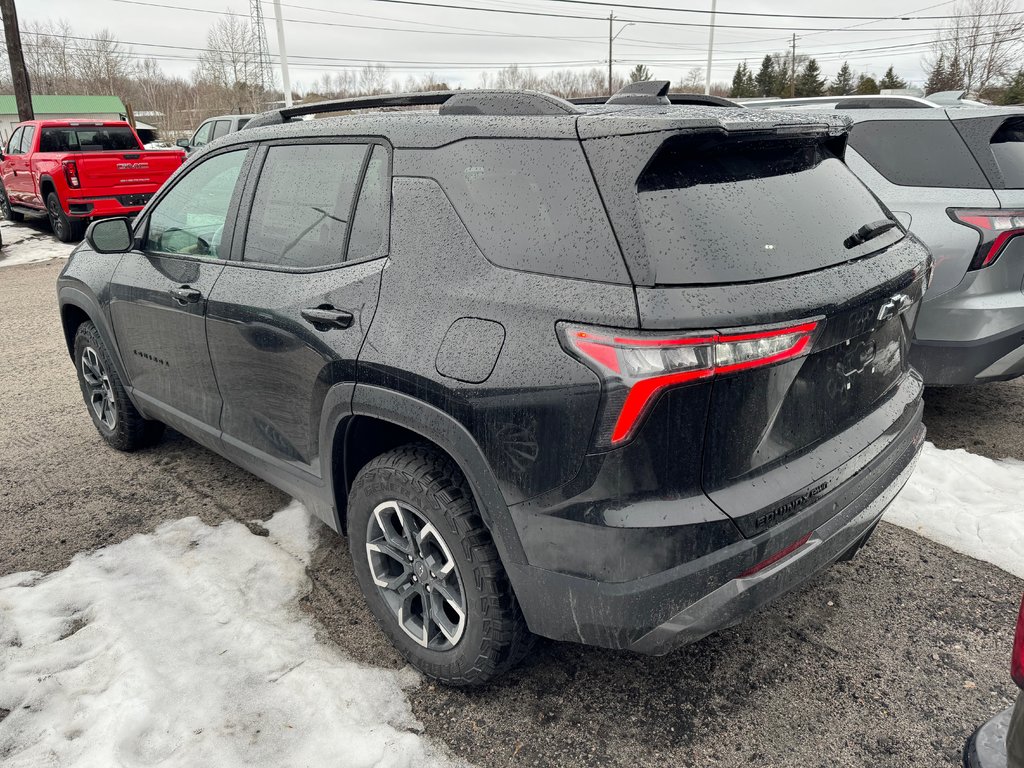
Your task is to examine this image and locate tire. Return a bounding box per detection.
[46,191,85,242]
[0,183,23,222]
[73,321,164,451]
[348,444,533,686]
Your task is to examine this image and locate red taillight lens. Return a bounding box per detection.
[559,319,820,447]
[1012,594,1024,689]
[949,208,1024,270]
[62,160,80,189]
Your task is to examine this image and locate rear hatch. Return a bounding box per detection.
[40,124,183,198]
[581,107,930,536]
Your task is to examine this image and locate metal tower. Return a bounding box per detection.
[250,0,274,93]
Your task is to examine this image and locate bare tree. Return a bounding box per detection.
[358,63,389,95]
[195,15,265,112]
[928,0,1024,94]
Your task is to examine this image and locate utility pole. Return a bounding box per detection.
[272,0,292,109]
[703,0,717,96]
[789,33,797,98]
[608,12,614,96]
[0,0,33,121]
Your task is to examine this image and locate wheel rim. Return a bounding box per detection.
[47,198,64,237]
[366,500,467,650]
[80,346,117,430]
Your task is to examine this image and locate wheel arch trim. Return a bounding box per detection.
[58,287,140,413]
[330,384,527,569]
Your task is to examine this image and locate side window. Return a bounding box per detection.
[211,120,231,141]
[848,120,989,188]
[19,126,35,154]
[990,118,1024,189]
[243,143,366,269]
[7,127,23,155]
[192,121,214,147]
[144,149,247,258]
[347,145,389,260]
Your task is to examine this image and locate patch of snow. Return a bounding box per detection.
[0,220,74,268]
[0,501,460,768]
[885,442,1024,580]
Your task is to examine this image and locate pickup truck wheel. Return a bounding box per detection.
[73,321,164,451]
[46,192,85,242]
[0,184,23,222]
[348,444,533,686]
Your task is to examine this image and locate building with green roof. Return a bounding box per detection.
[0,95,127,142]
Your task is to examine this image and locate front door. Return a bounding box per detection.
[207,140,391,478]
[108,146,252,444]
[2,127,31,206]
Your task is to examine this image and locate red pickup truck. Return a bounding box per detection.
[0,120,185,242]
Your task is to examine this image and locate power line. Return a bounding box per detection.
[112,0,1006,34]
[538,0,1020,21]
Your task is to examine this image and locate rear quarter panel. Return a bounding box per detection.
[844,145,999,300]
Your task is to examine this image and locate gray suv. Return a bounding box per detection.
[750,104,1024,385]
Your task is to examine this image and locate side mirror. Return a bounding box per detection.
[175,138,190,149]
[86,217,134,254]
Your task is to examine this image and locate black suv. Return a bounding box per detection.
[58,82,930,685]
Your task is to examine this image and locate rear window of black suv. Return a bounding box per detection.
[634,134,904,284]
[847,120,989,188]
[990,117,1024,188]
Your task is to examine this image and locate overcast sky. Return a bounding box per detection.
[24,0,981,92]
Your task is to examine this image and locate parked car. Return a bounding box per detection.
[746,105,1024,386]
[57,82,930,685]
[176,114,253,153]
[964,593,1024,768]
[0,120,185,242]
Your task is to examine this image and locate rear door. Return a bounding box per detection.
[206,139,389,478]
[108,145,252,446]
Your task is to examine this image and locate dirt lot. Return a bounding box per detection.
[2,254,1022,768]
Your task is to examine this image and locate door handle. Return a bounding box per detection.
[301,306,353,330]
[169,286,202,304]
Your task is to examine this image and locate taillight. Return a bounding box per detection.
[62,160,80,189]
[559,318,820,447]
[1013,593,1024,689]
[949,208,1024,270]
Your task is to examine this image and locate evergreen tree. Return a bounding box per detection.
[628,64,653,83]
[743,67,756,96]
[830,62,855,96]
[855,74,880,95]
[924,54,947,95]
[947,53,965,91]
[1002,70,1024,105]
[729,62,757,97]
[754,54,776,97]
[879,65,908,90]
[795,58,826,97]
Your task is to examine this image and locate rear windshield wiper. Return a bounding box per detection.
[844,219,899,249]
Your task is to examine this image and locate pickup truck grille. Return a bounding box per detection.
[117,193,153,208]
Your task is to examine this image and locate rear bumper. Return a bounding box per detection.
[65,195,151,219]
[912,242,1024,385]
[964,696,1024,768]
[505,402,925,653]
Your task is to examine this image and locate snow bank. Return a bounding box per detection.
[0,220,73,268]
[885,442,1024,579]
[0,502,459,768]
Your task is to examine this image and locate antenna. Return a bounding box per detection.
[250,0,274,94]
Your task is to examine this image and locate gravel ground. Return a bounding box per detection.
[2,251,1022,768]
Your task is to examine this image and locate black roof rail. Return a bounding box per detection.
[244,89,580,129]
[568,87,740,108]
[606,79,671,105]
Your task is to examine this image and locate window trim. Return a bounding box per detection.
[226,136,392,274]
[7,127,24,156]
[19,125,35,154]
[133,143,256,264]
[191,120,215,148]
